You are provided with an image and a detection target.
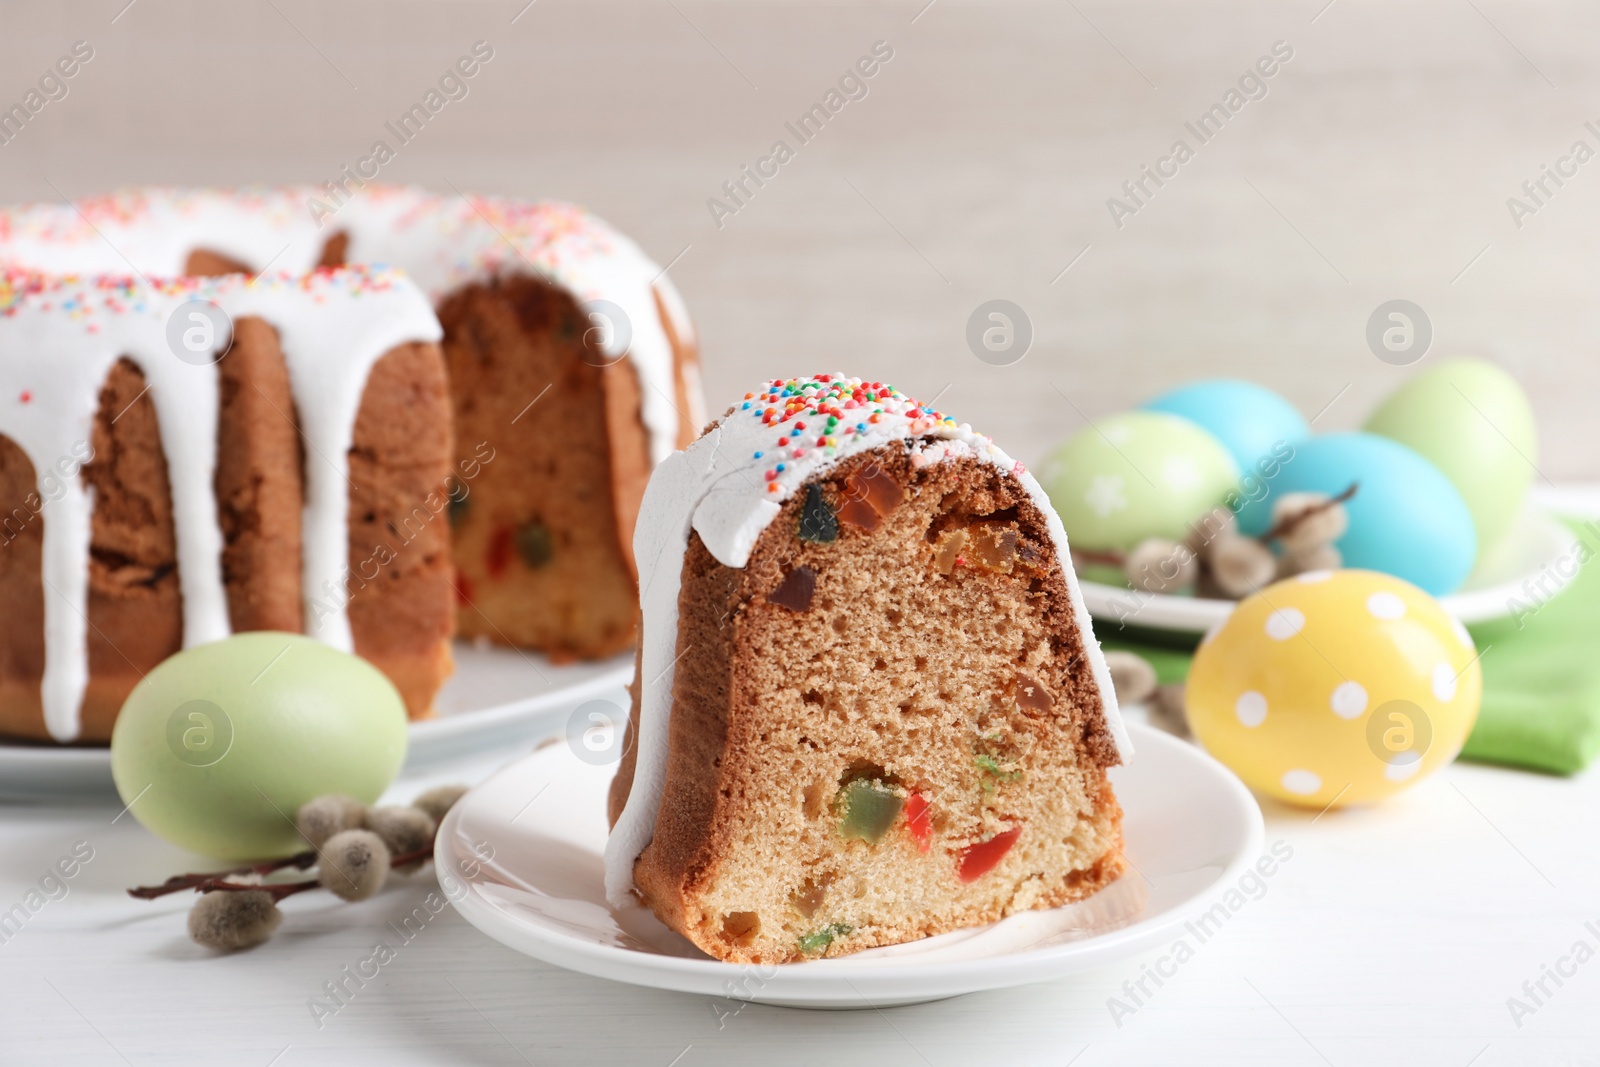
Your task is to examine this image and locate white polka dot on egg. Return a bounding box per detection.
[1330,681,1368,719]
[1235,691,1268,727]
[1366,592,1406,620]
[1265,607,1305,640]
[1451,617,1475,652]
[1281,769,1322,795]
[1296,570,1334,583]
[1432,663,1458,701]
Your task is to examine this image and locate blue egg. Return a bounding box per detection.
[1144,380,1311,474]
[1235,433,1477,596]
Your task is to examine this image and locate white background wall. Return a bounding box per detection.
[2,0,1596,477]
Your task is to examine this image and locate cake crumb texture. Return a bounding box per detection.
[630,445,1124,963]
[438,274,644,660]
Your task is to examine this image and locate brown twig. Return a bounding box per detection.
[390,846,433,869]
[127,851,317,900]
[1262,482,1358,542]
[196,878,321,901]
[127,842,436,901]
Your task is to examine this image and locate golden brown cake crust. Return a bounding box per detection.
[0,434,46,740]
[215,316,306,635]
[623,445,1124,963]
[183,248,252,277]
[345,340,457,720]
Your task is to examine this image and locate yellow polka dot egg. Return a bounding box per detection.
[1186,569,1481,808]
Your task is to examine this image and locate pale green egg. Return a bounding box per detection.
[1040,411,1240,581]
[110,633,408,860]
[1363,358,1537,557]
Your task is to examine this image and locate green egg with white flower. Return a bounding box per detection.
[110,632,408,861]
[1040,411,1240,583]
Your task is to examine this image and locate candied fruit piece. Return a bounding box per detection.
[447,493,469,528]
[790,875,831,919]
[975,753,1023,790]
[768,566,817,612]
[719,911,760,947]
[934,529,967,575]
[455,572,475,606]
[957,827,1021,883]
[853,465,905,517]
[798,922,852,955]
[904,792,933,854]
[967,525,1019,572]
[1015,673,1055,715]
[797,484,839,543]
[837,495,880,532]
[486,525,513,578]
[837,778,904,844]
[838,465,905,531]
[515,522,554,568]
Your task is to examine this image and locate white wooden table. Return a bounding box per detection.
[4,613,1598,1064]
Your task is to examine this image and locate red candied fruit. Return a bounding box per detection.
[905,792,933,853]
[486,525,513,578]
[957,827,1021,883]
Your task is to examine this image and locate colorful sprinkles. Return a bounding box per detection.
[0,264,412,329]
[744,374,963,495]
[0,187,625,305]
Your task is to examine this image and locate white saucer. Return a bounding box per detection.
[1079,503,1576,636]
[0,642,631,800]
[435,723,1264,1009]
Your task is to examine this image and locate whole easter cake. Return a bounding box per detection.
[605,375,1130,963]
[0,186,703,666]
[0,187,704,743]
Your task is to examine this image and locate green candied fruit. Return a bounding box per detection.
[797,484,839,543]
[798,923,853,955]
[447,493,470,528]
[975,753,1023,793]
[515,522,554,568]
[837,778,905,844]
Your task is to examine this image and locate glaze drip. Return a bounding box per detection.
[0,267,442,741]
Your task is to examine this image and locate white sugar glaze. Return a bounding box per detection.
[604,374,1130,907]
[0,267,441,741]
[0,186,689,465]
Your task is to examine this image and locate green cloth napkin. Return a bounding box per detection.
[1101,518,1600,776]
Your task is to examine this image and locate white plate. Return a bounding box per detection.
[436,722,1264,1009]
[0,643,632,800]
[1080,503,1576,636]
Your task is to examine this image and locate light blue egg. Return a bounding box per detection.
[1144,380,1311,474]
[1235,433,1476,596]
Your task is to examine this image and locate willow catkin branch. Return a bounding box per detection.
[1263,482,1358,542]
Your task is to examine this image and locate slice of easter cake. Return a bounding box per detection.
[605,374,1131,963]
